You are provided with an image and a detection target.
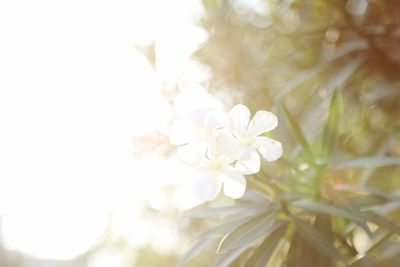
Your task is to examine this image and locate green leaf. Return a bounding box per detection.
[179,237,215,266]
[291,217,343,261]
[372,201,400,215]
[325,188,373,236]
[275,51,364,100]
[313,214,334,267]
[200,218,249,239]
[276,62,328,100]
[380,240,400,260]
[244,222,288,267]
[362,211,400,235]
[292,200,367,225]
[184,204,263,218]
[325,56,364,93]
[287,215,334,267]
[349,256,378,267]
[213,244,251,267]
[321,88,343,161]
[334,157,400,170]
[217,210,277,252]
[336,185,396,200]
[287,231,313,267]
[282,102,315,165]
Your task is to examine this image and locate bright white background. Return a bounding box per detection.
[0,0,208,261]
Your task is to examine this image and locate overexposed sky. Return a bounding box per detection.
[0,0,208,260]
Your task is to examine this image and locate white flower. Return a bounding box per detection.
[229,104,282,175]
[169,107,227,166]
[194,131,246,200]
[169,103,282,201]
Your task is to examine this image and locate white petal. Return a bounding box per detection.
[169,120,191,145]
[229,104,250,137]
[221,168,247,199]
[255,136,283,161]
[239,148,254,160]
[235,149,260,175]
[204,110,228,130]
[248,111,278,137]
[177,142,206,166]
[194,172,222,201]
[207,130,240,162]
[190,107,213,127]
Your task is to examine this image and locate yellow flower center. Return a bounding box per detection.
[198,127,210,139]
[210,158,225,172]
[241,135,253,146]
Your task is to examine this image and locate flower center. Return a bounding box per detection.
[198,127,210,139]
[241,135,253,146]
[210,158,225,172]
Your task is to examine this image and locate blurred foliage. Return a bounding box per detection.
[181,0,400,266]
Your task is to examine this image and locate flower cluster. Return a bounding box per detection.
[170,104,282,201]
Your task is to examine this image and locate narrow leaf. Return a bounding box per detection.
[275,62,327,100]
[244,222,288,267]
[184,204,263,218]
[314,214,334,267]
[380,241,400,260]
[200,218,249,239]
[350,256,378,267]
[287,215,334,267]
[179,237,215,266]
[213,244,251,267]
[291,217,343,261]
[334,157,400,170]
[282,102,315,165]
[362,211,400,235]
[292,200,366,225]
[287,231,314,267]
[217,210,277,252]
[321,89,342,161]
[325,188,372,236]
[275,51,364,100]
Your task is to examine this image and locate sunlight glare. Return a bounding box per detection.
[0,0,207,260]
